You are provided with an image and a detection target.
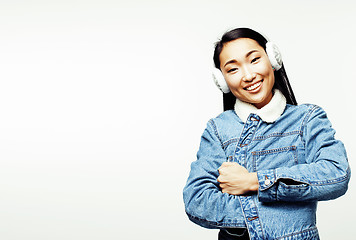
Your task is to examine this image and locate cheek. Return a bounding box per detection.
[225,75,242,88]
[255,62,273,75]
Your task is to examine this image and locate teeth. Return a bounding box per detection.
[246,81,261,91]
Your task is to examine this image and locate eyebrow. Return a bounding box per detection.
[223,50,259,67]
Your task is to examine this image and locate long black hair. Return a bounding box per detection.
[213,28,297,111]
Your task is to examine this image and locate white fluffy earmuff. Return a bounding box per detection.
[265,42,283,71]
[212,41,283,93]
[212,68,230,94]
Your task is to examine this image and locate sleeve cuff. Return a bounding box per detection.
[257,169,278,202]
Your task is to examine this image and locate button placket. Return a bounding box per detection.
[236,114,265,238]
[238,115,260,147]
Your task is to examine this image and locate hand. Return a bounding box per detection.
[217,162,259,195]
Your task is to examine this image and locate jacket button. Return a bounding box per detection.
[264,178,271,186]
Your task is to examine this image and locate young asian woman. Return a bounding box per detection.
[183,28,350,240]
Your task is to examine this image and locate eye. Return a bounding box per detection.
[227,68,238,73]
[251,57,260,63]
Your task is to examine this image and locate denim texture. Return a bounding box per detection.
[183,104,350,240]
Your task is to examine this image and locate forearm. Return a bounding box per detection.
[257,160,350,202]
[183,164,246,228]
[183,121,246,228]
[257,106,351,202]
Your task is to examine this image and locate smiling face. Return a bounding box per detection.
[219,38,275,109]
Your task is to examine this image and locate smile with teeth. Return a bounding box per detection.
[245,81,262,91]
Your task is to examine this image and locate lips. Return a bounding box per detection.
[244,80,263,91]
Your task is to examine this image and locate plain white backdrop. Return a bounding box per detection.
[0,0,355,239]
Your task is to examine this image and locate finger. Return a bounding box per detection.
[219,162,233,171]
[220,184,231,191]
[221,187,233,194]
[221,162,233,167]
[217,176,225,183]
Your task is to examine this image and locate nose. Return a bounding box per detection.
[241,66,256,82]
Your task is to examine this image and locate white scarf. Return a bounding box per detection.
[234,89,287,123]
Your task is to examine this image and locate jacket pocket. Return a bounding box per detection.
[252,146,297,171]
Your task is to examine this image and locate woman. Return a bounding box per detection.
[183,28,350,240]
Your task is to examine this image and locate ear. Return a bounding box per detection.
[212,68,230,93]
[266,42,283,71]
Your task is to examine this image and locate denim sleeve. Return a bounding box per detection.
[183,120,246,229]
[257,106,351,202]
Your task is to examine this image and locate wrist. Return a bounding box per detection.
[249,172,259,192]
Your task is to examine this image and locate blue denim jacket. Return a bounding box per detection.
[183,104,350,240]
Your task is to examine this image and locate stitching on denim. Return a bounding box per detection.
[258,170,275,191]
[253,131,302,141]
[300,105,319,146]
[297,105,350,187]
[209,119,224,149]
[247,116,261,146]
[277,166,350,187]
[232,120,250,161]
[295,147,299,164]
[253,147,298,172]
[272,169,278,201]
[186,211,246,228]
[237,197,249,232]
[252,154,257,172]
[252,146,297,156]
[307,168,350,186]
[222,138,239,150]
[237,197,263,239]
[240,120,261,167]
[275,226,318,240]
[251,196,266,240]
[237,120,249,145]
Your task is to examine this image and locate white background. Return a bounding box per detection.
[0,0,355,239]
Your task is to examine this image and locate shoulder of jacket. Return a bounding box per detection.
[286,103,320,112]
[208,110,241,126]
[206,111,243,142]
[285,104,323,119]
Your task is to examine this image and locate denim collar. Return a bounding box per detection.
[234,89,286,123]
